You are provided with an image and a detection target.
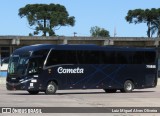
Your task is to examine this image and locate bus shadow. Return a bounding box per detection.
[7,90,155,95]
[57,90,155,95]
[7,93,44,95]
[128,90,155,93]
[57,92,106,95]
[7,92,105,95]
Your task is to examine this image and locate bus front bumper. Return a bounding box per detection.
[6,79,41,91]
[6,82,26,90]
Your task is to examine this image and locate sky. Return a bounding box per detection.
[1,0,160,37]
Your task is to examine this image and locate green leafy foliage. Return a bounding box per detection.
[150,8,160,37]
[125,8,160,38]
[90,26,110,37]
[19,4,75,36]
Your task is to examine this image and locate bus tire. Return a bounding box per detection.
[104,89,117,93]
[28,91,39,95]
[45,81,57,95]
[120,80,134,93]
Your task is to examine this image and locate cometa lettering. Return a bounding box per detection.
[57,67,84,74]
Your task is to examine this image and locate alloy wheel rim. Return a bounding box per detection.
[48,84,55,92]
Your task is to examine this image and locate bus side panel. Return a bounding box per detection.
[39,64,128,90]
[108,64,157,89]
[39,64,113,90]
[107,65,146,89]
[39,64,157,91]
[145,65,157,88]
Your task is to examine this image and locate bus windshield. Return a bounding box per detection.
[8,55,29,76]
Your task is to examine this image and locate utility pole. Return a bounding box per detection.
[114,26,117,37]
[73,32,77,37]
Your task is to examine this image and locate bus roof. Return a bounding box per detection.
[14,44,156,53]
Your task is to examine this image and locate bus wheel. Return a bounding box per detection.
[120,80,134,93]
[28,91,39,95]
[104,89,117,93]
[45,81,57,95]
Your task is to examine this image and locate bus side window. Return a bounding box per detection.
[103,51,116,64]
[66,50,78,64]
[145,51,156,64]
[46,50,78,66]
[115,51,133,64]
[77,50,100,64]
[83,51,100,64]
[46,50,64,66]
[28,60,38,74]
[133,51,145,64]
[76,51,85,64]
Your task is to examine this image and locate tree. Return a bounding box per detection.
[90,26,110,37]
[150,9,160,37]
[144,8,157,38]
[125,8,157,37]
[19,4,75,36]
[151,18,160,37]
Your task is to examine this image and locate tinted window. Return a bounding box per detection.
[46,49,156,66]
[102,51,155,64]
[46,50,77,66]
[28,58,39,75]
[33,49,49,57]
[116,52,128,64]
[101,51,116,64]
[132,51,145,64]
[145,51,156,64]
[32,49,49,67]
[66,51,78,64]
[77,50,100,64]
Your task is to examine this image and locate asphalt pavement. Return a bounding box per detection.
[0,78,160,115]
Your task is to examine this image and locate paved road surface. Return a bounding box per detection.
[0,84,160,115]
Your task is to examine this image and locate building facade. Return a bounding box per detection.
[0,36,159,59]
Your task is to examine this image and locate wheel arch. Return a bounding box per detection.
[123,78,135,88]
[46,79,59,88]
[45,79,58,95]
[120,79,135,93]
